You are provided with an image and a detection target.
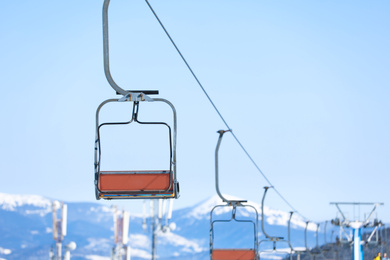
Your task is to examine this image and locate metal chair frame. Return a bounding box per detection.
[94,96,178,200]
[210,130,259,260]
[210,202,259,260]
[94,0,179,200]
[287,212,307,260]
[307,223,325,260]
[258,187,291,259]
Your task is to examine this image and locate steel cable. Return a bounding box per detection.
[144,0,308,221]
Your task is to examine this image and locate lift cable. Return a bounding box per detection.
[145,0,308,221]
[144,0,228,128]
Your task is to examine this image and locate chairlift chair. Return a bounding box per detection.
[258,187,291,259]
[94,0,179,200]
[310,223,324,260]
[94,92,179,200]
[321,221,332,253]
[210,130,259,260]
[210,202,259,260]
[287,211,307,260]
[303,221,326,260]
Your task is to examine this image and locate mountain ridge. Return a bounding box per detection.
[0,192,321,260]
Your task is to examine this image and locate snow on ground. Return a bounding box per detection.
[158,231,205,253]
[129,234,150,249]
[130,248,152,259]
[260,248,292,260]
[186,194,313,231]
[186,195,225,219]
[87,205,114,223]
[85,255,111,260]
[186,194,257,219]
[261,254,286,260]
[0,247,11,255]
[84,238,112,252]
[0,192,51,212]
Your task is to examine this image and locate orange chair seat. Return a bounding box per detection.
[212,249,256,260]
[98,170,172,192]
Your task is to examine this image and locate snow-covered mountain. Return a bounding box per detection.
[0,193,320,260]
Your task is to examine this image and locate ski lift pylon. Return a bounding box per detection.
[94,0,179,200]
[210,130,259,260]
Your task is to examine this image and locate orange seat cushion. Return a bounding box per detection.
[212,249,256,260]
[98,171,172,192]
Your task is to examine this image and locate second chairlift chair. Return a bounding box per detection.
[287,212,307,260]
[210,130,259,260]
[94,0,179,200]
[259,187,291,259]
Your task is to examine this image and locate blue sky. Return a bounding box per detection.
[0,0,389,224]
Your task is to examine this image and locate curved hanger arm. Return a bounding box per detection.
[288,211,294,250]
[324,221,328,244]
[261,186,283,240]
[316,223,320,249]
[214,130,231,202]
[305,221,309,251]
[261,186,271,239]
[304,221,316,254]
[103,0,128,96]
[287,211,294,260]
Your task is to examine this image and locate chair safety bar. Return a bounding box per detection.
[94,95,178,200]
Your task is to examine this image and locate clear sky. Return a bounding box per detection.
[0,0,389,223]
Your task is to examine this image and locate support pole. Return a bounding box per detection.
[352,227,363,260]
